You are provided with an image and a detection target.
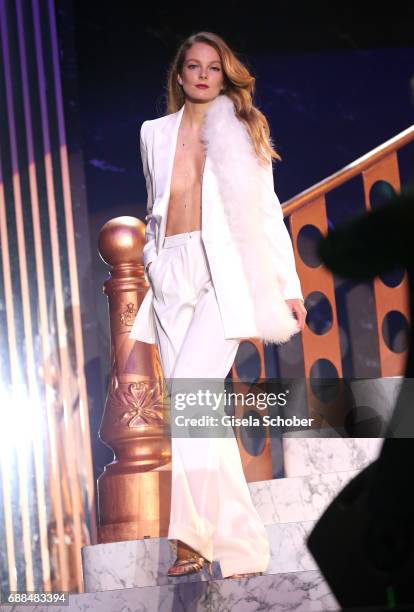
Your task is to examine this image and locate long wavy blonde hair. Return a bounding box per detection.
[166,32,282,166]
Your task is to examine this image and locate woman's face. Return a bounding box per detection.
[178,42,224,102]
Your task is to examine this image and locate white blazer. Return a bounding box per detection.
[130,103,303,345]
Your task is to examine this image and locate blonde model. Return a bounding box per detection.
[130,31,306,579]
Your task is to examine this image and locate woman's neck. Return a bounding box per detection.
[181,98,212,131]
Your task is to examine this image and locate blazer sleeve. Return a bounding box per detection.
[140,121,158,282]
[262,161,304,301]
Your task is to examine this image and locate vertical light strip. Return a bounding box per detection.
[32,0,83,591]
[0,155,17,592]
[16,0,63,591]
[0,0,34,590]
[48,0,97,544]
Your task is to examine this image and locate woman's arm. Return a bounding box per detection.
[140,121,157,281]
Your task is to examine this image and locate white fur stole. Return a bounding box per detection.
[201,94,300,345]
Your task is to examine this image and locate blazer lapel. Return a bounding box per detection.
[152,101,216,248]
[153,104,185,211]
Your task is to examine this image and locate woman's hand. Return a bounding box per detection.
[285,298,307,331]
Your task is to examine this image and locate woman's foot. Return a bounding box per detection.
[225,571,263,579]
[167,540,212,577]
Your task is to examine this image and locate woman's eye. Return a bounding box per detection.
[187,64,220,70]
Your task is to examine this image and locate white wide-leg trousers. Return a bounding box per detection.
[149,229,270,577]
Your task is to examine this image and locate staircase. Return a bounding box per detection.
[0,437,384,611]
[75,438,383,611]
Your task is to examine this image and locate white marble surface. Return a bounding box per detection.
[81,519,320,593]
[209,569,339,612]
[267,521,317,574]
[282,437,382,477]
[250,467,362,524]
[82,467,364,592]
[0,570,340,611]
[79,436,383,598]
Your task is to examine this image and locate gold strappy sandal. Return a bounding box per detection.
[167,540,212,577]
[225,571,263,579]
[167,553,213,577]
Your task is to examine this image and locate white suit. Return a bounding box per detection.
[129,95,304,576]
[130,94,304,346]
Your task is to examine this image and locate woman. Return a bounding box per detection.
[130,31,306,579]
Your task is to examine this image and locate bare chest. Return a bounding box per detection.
[169,132,206,196]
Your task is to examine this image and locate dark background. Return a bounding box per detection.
[70,1,414,214]
[60,1,414,478]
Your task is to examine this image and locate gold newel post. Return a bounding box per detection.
[97,216,171,543]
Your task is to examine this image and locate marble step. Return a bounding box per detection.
[82,467,366,592]
[0,569,340,611]
[84,519,325,592]
[281,436,382,478]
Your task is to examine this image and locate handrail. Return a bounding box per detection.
[282,124,414,216]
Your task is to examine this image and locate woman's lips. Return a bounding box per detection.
[196,84,209,89]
